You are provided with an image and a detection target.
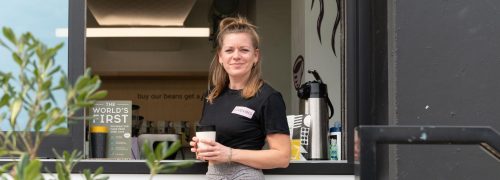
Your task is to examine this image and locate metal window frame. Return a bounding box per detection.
[356,126,500,180]
[36,0,86,158]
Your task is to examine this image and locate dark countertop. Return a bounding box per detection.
[0,159,354,175]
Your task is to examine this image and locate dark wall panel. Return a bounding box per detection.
[391,0,500,179]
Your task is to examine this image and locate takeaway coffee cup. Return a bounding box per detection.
[90,125,108,158]
[195,125,216,149]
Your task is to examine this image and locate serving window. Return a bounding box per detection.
[1,0,362,175]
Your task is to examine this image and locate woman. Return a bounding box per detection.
[190,16,291,179]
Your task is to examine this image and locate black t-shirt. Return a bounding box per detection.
[199,83,290,150]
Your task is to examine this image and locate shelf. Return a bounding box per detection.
[86,28,210,38]
[94,71,208,79]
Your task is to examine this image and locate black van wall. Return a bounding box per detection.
[385,0,500,179]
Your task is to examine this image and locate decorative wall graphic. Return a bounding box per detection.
[332,0,342,56]
[313,0,324,44]
[311,0,342,56]
[292,55,305,90]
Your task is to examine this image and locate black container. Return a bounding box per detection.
[90,125,108,158]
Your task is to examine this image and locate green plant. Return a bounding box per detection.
[53,150,82,180]
[0,27,107,158]
[83,167,107,180]
[53,150,108,180]
[0,27,192,179]
[11,154,43,180]
[142,141,193,180]
[0,27,107,178]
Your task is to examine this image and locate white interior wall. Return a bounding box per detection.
[293,0,342,126]
[253,0,292,114]
[291,0,306,116]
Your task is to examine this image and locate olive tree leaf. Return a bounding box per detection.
[53,150,84,180]
[9,98,22,127]
[2,27,17,45]
[0,94,10,107]
[34,112,47,131]
[45,43,64,61]
[75,76,90,91]
[48,66,61,77]
[154,142,166,160]
[16,154,30,180]
[88,90,108,100]
[42,80,52,91]
[0,162,15,174]
[0,37,12,51]
[51,127,69,135]
[12,52,23,67]
[56,162,69,180]
[83,166,109,180]
[83,169,92,179]
[164,141,181,159]
[24,160,43,180]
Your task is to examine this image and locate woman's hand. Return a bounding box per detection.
[196,138,232,163]
[189,136,200,159]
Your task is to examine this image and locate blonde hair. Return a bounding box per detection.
[206,16,263,103]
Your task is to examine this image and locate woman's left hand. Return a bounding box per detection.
[196,138,232,163]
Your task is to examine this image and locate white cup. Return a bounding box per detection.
[195,125,216,149]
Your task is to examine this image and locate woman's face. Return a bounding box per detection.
[218,32,259,80]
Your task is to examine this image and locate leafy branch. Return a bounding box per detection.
[142,141,193,180]
[0,26,107,159]
[0,26,191,179]
[0,27,107,178]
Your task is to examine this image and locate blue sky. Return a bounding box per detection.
[1,0,69,130]
[1,0,68,69]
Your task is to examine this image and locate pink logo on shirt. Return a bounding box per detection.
[232,106,255,119]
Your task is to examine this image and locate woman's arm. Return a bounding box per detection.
[232,133,291,169]
[194,133,291,169]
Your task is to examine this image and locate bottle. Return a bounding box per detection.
[329,122,342,160]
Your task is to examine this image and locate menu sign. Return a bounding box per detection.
[90,100,132,159]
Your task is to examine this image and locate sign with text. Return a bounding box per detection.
[90,100,132,159]
[100,78,206,124]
